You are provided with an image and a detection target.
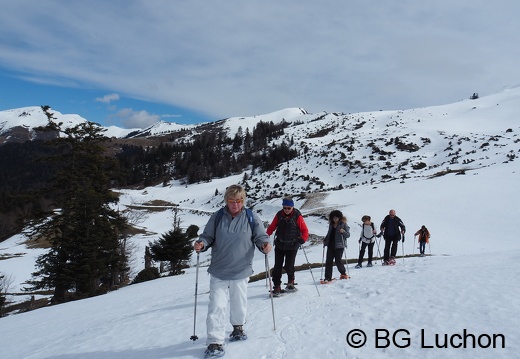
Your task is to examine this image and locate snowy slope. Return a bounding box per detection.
[1,158,519,358]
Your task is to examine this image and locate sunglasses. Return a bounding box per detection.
[227,199,244,204]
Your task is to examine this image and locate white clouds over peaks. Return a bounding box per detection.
[112,108,160,128]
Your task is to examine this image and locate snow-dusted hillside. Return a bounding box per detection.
[1,87,520,358]
[238,86,520,198]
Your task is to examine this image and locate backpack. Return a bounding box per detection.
[361,222,376,243]
[213,207,256,241]
[275,209,302,244]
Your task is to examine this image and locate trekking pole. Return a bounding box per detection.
[343,244,350,278]
[358,241,362,266]
[375,235,382,264]
[265,239,269,288]
[401,234,405,265]
[413,235,416,255]
[190,252,200,341]
[301,245,320,297]
[265,236,273,288]
[320,245,325,280]
[428,238,432,256]
[265,253,276,331]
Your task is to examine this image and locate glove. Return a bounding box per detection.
[298,238,305,245]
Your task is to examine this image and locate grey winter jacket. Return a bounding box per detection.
[323,221,350,249]
[198,207,270,280]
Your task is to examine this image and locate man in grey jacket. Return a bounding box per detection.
[194,184,272,358]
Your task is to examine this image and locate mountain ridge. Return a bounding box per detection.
[1,87,519,201]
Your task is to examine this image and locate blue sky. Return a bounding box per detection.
[1,1,520,129]
[0,71,213,128]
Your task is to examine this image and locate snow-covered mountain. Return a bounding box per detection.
[0,106,196,142]
[1,87,520,358]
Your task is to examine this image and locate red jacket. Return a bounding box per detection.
[266,209,309,250]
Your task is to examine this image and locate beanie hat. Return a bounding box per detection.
[282,198,294,207]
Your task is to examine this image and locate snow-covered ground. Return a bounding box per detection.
[1,158,519,358]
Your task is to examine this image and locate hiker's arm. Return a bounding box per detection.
[196,212,218,252]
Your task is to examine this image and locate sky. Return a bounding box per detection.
[0,85,519,358]
[1,1,520,129]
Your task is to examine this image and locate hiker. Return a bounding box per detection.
[322,210,350,282]
[379,209,406,265]
[414,225,430,256]
[266,197,309,294]
[355,215,377,268]
[194,184,272,358]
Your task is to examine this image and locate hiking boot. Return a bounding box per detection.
[340,273,349,279]
[382,260,389,266]
[285,279,296,291]
[272,285,282,295]
[204,343,224,357]
[367,262,373,267]
[355,264,362,269]
[229,325,247,341]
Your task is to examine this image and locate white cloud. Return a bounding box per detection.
[112,108,160,128]
[95,93,120,104]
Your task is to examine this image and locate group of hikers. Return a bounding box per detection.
[193,184,430,358]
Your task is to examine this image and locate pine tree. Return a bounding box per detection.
[148,210,193,275]
[0,272,11,317]
[148,228,193,275]
[27,119,128,303]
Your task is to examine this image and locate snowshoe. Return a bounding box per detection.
[270,286,285,297]
[339,273,349,280]
[285,283,298,292]
[229,325,247,341]
[204,343,225,358]
[320,278,336,285]
[367,263,373,267]
[355,264,362,269]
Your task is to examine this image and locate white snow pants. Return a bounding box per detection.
[206,275,248,345]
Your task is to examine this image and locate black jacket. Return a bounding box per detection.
[380,215,406,240]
